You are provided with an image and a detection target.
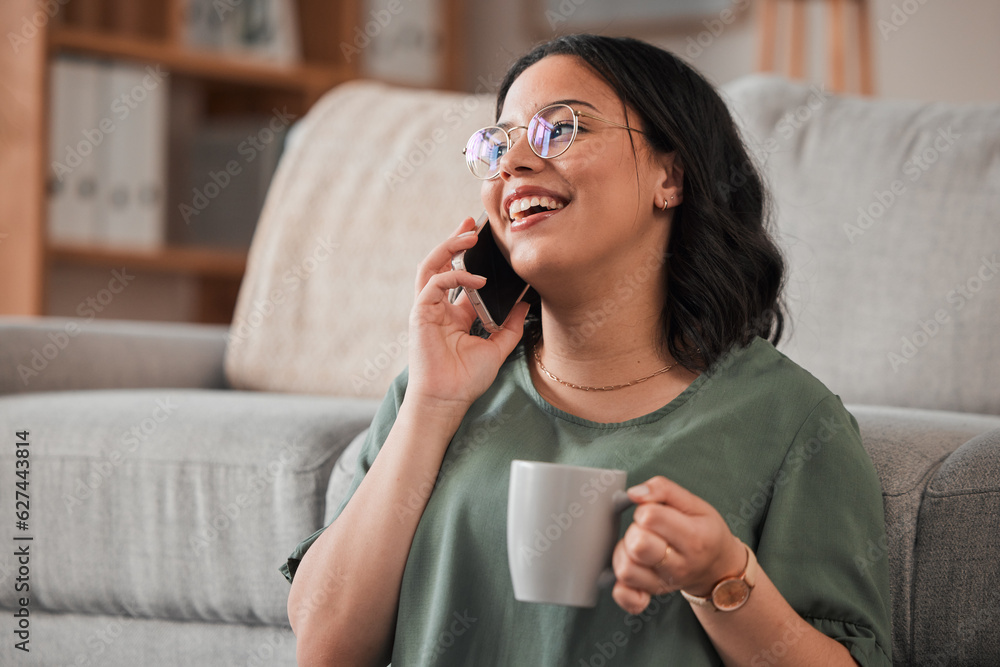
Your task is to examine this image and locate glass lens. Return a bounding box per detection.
[466,127,507,179]
[528,105,576,158]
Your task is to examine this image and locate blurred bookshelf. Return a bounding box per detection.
[49,25,347,96]
[1,0,463,324]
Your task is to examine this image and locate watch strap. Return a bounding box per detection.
[680,539,757,611]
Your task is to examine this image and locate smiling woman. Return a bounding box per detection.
[283,34,892,667]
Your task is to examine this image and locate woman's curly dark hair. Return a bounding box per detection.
[496,34,785,373]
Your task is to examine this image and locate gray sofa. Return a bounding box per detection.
[1,74,998,666]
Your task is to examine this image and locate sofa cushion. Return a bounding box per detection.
[0,389,377,626]
[721,75,1000,415]
[0,609,296,666]
[225,81,494,399]
[910,427,1000,666]
[849,406,1000,664]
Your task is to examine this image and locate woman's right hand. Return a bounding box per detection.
[407,216,530,409]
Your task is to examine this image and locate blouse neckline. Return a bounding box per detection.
[509,344,724,430]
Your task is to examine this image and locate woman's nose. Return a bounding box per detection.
[498,128,545,179]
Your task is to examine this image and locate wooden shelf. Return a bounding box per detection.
[48,243,247,279]
[2,0,464,323]
[49,26,346,95]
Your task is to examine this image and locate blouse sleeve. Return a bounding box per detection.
[754,394,893,666]
[279,369,408,583]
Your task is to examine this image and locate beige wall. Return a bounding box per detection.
[465,0,1000,104]
[870,0,1000,103]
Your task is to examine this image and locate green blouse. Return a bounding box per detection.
[282,337,892,666]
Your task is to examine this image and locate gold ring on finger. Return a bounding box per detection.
[657,542,673,568]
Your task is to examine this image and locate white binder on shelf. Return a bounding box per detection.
[100,62,169,249]
[132,63,170,249]
[47,56,103,245]
[259,0,302,64]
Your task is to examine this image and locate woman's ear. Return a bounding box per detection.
[655,152,685,211]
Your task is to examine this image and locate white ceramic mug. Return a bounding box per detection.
[507,460,634,607]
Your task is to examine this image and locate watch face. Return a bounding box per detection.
[713,579,751,611]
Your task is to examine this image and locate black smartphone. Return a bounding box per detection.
[451,211,530,333]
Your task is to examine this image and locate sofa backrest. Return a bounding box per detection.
[720,75,1000,415]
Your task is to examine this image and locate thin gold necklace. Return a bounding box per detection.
[532,344,674,392]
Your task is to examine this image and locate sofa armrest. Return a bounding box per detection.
[848,405,1000,665]
[0,316,229,394]
[909,427,1000,666]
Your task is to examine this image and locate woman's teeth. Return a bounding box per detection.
[509,196,565,221]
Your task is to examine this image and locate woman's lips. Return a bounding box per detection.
[509,204,564,232]
[503,187,569,221]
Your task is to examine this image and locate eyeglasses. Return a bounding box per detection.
[462,103,646,180]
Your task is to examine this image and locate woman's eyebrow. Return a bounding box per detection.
[496,98,601,129]
[551,98,599,111]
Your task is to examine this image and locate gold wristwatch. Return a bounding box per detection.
[680,539,757,612]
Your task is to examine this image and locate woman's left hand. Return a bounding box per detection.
[611,475,747,615]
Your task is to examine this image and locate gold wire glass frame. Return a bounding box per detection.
[462,103,646,179]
